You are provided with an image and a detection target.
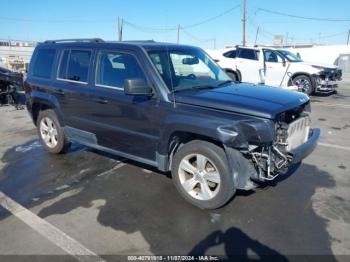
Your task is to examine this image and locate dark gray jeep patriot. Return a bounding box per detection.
[24,39,320,209]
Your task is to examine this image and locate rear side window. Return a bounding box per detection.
[237,48,259,60]
[58,50,91,83]
[32,49,56,79]
[96,51,146,89]
[223,50,237,59]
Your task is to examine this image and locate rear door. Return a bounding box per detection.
[235,48,263,83]
[218,49,237,69]
[51,48,97,130]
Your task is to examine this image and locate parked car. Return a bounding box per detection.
[25,39,320,209]
[208,46,342,95]
[0,66,23,107]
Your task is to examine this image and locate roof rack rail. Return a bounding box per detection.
[121,40,156,43]
[44,38,104,44]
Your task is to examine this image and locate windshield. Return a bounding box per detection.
[278,50,303,62]
[147,48,231,92]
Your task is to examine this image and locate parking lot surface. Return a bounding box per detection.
[0,84,350,261]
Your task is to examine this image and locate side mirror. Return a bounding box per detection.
[282,58,286,67]
[124,78,152,96]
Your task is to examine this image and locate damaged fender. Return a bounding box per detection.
[217,119,276,190]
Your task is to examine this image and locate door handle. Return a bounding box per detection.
[54,89,65,95]
[93,97,108,104]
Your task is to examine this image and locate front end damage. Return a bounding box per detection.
[218,102,320,190]
[313,68,342,93]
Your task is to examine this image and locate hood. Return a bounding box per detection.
[171,83,309,119]
[302,62,338,70]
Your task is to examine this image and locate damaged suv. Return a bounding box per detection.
[25,39,320,209]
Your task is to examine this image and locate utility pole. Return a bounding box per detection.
[285,32,289,46]
[254,26,259,45]
[118,17,123,41]
[213,38,216,49]
[242,0,247,46]
[347,30,350,45]
[177,25,180,44]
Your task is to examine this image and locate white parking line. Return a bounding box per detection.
[318,142,350,152]
[97,162,126,177]
[0,191,105,262]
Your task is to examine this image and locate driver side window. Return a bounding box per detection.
[264,50,284,63]
[95,51,146,89]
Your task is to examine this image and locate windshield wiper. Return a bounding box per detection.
[216,80,233,87]
[171,85,215,93]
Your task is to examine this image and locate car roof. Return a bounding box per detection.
[37,39,200,52]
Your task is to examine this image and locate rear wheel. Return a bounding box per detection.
[37,109,70,154]
[293,75,315,95]
[171,140,236,209]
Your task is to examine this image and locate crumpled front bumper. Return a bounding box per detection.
[316,79,338,92]
[291,128,320,164]
[314,70,342,93]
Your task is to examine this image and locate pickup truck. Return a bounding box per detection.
[25,39,320,209]
[209,46,342,95]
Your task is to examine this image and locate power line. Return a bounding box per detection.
[123,4,241,33]
[181,27,215,43]
[256,8,350,22]
[183,4,241,29]
[249,15,348,44]
[123,20,176,33]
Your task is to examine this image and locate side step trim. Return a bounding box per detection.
[64,126,158,168]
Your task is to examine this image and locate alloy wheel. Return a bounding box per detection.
[40,117,58,148]
[178,153,221,201]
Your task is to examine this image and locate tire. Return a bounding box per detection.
[226,71,238,82]
[36,109,70,154]
[293,75,315,95]
[171,140,236,209]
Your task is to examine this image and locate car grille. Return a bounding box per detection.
[286,117,310,151]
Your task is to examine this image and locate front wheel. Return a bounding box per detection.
[171,140,236,209]
[293,75,315,95]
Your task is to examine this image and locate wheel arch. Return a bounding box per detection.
[288,72,315,86]
[30,94,64,126]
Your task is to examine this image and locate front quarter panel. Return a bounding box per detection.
[158,103,276,155]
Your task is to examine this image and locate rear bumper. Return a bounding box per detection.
[291,128,320,164]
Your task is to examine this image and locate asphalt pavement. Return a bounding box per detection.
[0,84,349,262]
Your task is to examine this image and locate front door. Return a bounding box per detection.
[263,49,289,87]
[89,49,162,161]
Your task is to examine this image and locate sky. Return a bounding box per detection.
[1,0,350,49]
